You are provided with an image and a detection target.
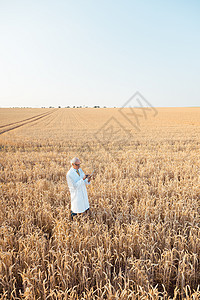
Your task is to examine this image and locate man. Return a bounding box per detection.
[67,157,91,220]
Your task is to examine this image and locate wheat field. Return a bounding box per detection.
[0,107,200,299]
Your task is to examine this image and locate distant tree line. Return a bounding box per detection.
[45,106,107,108]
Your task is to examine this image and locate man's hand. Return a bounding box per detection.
[83,174,91,182]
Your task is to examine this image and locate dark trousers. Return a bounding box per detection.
[71,208,89,220]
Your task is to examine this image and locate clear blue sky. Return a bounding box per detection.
[0,0,199,108]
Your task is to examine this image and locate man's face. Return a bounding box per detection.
[73,160,81,169]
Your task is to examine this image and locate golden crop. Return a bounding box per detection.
[0,107,200,299]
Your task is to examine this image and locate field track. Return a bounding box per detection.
[0,108,58,135]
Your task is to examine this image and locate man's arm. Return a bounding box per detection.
[80,169,90,185]
[85,178,91,185]
[83,175,91,185]
[67,173,85,189]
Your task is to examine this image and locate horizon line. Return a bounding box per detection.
[0,106,200,109]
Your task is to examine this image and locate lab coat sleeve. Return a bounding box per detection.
[67,174,85,189]
[84,178,90,185]
[80,169,90,185]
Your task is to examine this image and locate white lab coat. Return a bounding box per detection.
[66,167,90,213]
